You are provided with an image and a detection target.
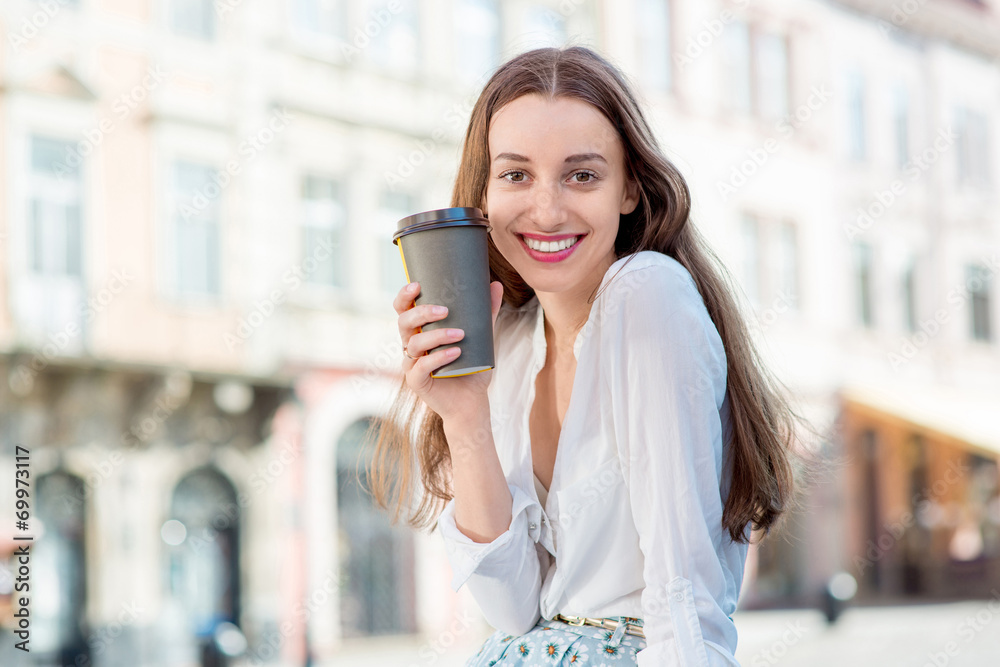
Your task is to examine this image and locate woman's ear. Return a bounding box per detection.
[620,178,640,215]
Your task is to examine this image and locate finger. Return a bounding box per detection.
[402,336,423,364]
[407,327,464,358]
[409,346,461,390]
[393,281,420,314]
[398,303,449,341]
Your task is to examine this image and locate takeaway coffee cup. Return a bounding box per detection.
[392,207,495,379]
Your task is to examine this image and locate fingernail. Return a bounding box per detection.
[432,306,447,315]
[406,282,418,292]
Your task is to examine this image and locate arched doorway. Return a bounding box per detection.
[166,468,241,647]
[34,471,89,664]
[336,417,416,637]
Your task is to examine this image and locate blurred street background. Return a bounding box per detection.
[0,0,998,665]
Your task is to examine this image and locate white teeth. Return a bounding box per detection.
[523,235,581,252]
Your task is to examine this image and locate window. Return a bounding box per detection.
[740,213,761,305]
[721,22,789,121]
[847,68,867,161]
[292,0,346,41]
[853,241,875,328]
[967,263,993,342]
[774,221,798,309]
[740,215,799,311]
[721,20,752,115]
[893,84,910,170]
[455,0,501,85]
[29,136,82,277]
[301,176,346,288]
[170,161,221,298]
[754,31,789,121]
[956,107,991,189]
[170,0,215,39]
[377,191,413,294]
[337,418,416,636]
[903,259,917,333]
[958,454,999,564]
[34,473,88,656]
[168,469,241,640]
[637,0,672,91]
[859,429,882,592]
[363,0,420,75]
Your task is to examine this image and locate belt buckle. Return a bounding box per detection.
[560,614,586,627]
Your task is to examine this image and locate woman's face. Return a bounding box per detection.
[484,93,639,296]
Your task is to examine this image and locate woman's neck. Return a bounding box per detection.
[533,252,615,352]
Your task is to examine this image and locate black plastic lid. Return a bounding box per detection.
[392,207,490,244]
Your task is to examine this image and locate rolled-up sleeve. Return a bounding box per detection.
[435,481,543,636]
[607,265,741,666]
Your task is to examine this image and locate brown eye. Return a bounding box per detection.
[502,170,526,183]
[573,171,596,183]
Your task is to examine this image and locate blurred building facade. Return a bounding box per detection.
[0,0,998,666]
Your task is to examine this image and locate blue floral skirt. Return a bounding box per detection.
[464,616,647,665]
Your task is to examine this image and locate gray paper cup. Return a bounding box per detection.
[392,207,494,379]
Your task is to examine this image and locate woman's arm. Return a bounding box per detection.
[607,261,745,667]
[446,403,514,543]
[436,403,544,636]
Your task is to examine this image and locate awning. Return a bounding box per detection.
[838,382,1000,459]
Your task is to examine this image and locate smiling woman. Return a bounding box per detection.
[366,46,812,667]
[483,93,639,331]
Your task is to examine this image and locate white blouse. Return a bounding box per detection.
[533,472,549,508]
[435,250,748,666]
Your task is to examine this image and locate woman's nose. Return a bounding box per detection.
[528,181,569,226]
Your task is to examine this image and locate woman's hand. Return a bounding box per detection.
[394,280,504,424]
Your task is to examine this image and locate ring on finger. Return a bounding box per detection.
[403,343,420,360]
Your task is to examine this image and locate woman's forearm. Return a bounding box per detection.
[444,403,515,544]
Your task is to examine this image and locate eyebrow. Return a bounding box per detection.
[492,152,608,165]
[566,153,607,164]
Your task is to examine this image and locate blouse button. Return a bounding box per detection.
[673,592,684,602]
[529,522,537,530]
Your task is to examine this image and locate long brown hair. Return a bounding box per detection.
[364,46,811,543]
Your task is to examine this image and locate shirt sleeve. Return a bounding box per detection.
[435,480,544,636]
[606,264,742,667]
